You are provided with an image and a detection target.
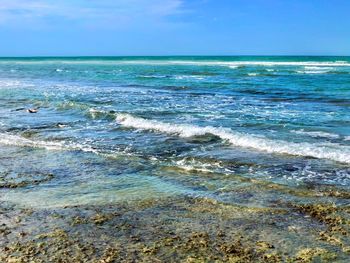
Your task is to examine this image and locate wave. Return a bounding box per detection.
[174,75,205,80]
[139,74,206,80]
[2,107,350,165]
[304,66,334,70]
[1,59,350,67]
[0,79,34,88]
[118,60,350,67]
[0,132,140,163]
[291,129,340,139]
[296,70,330,74]
[170,158,216,174]
[296,66,350,75]
[139,75,169,79]
[0,133,98,153]
[116,114,350,164]
[88,108,117,120]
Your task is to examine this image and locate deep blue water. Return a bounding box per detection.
[0,56,350,208]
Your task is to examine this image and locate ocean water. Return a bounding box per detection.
[1,56,350,208]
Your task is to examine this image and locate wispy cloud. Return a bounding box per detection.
[0,0,185,27]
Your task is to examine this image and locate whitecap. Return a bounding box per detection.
[297,70,330,74]
[116,114,350,164]
[174,75,205,80]
[2,59,350,67]
[0,133,98,153]
[0,79,31,88]
[304,66,334,70]
[291,129,340,139]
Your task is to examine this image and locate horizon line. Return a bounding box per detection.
[0,55,350,59]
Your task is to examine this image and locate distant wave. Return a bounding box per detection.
[0,133,98,153]
[2,59,350,67]
[296,66,350,74]
[304,66,334,70]
[291,129,340,139]
[157,61,350,67]
[174,75,205,80]
[247,73,259,76]
[139,75,169,79]
[139,74,206,80]
[116,114,350,164]
[0,132,141,163]
[0,78,34,88]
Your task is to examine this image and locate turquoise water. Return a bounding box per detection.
[1,56,350,208]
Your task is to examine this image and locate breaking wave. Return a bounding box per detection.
[1,59,350,68]
[291,129,340,139]
[116,114,350,164]
[0,133,99,153]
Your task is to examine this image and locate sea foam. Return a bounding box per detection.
[116,114,350,164]
[1,59,350,67]
[0,133,98,153]
[291,129,340,139]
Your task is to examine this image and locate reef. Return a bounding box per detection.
[1,195,350,262]
[0,172,54,189]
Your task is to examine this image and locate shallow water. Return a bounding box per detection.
[0,56,350,208]
[2,57,350,262]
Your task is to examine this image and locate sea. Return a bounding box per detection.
[1,56,350,208]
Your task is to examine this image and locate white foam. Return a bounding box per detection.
[304,66,334,70]
[172,158,219,173]
[298,66,335,74]
[291,129,340,139]
[116,114,350,164]
[0,133,98,154]
[174,75,205,80]
[0,134,65,150]
[0,133,140,163]
[121,60,350,68]
[297,70,330,74]
[0,79,30,88]
[1,59,350,67]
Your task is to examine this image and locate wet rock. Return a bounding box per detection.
[91,214,112,225]
[294,248,337,262]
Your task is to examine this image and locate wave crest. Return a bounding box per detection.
[0,133,98,153]
[116,114,350,164]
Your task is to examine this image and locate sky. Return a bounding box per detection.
[0,0,349,56]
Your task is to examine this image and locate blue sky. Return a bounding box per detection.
[0,0,349,56]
